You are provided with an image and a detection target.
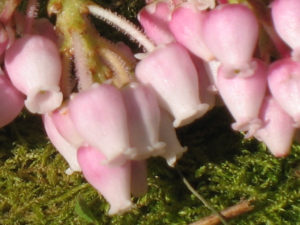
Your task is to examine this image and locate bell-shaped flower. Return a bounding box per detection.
[69,84,132,165]
[202,4,259,77]
[136,42,209,128]
[138,0,174,45]
[217,59,267,135]
[51,104,84,148]
[77,145,132,215]
[268,58,300,126]
[159,109,187,166]
[122,82,165,159]
[0,72,24,128]
[131,160,148,197]
[5,34,63,114]
[254,96,295,157]
[42,113,81,175]
[169,2,214,61]
[271,0,300,60]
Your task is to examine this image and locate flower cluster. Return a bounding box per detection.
[0,0,299,216]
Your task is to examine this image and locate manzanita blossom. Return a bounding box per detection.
[69,83,132,165]
[5,34,63,114]
[217,59,267,135]
[202,3,259,77]
[169,2,214,61]
[42,113,81,174]
[268,58,300,126]
[254,96,295,157]
[271,0,300,60]
[77,145,132,215]
[158,109,187,166]
[136,42,209,128]
[50,104,85,148]
[0,71,24,128]
[122,82,165,160]
[138,0,174,45]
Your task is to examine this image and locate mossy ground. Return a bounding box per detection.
[0,0,299,224]
[0,107,299,225]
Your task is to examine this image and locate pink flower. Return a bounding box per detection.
[5,34,63,114]
[69,84,132,165]
[138,0,174,45]
[122,82,165,159]
[271,0,300,60]
[254,96,295,157]
[268,58,300,125]
[202,4,259,77]
[136,42,209,128]
[77,145,132,215]
[158,109,187,166]
[50,104,84,148]
[169,2,214,61]
[0,72,24,128]
[217,59,267,135]
[42,113,81,174]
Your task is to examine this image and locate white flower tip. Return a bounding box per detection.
[165,146,187,167]
[232,118,262,137]
[134,53,149,60]
[65,168,74,175]
[108,200,132,215]
[173,103,209,128]
[25,88,63,114]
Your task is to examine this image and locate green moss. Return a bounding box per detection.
[0,1,299,224]
[0,107,299,225]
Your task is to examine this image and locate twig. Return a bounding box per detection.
[189,200,254,225]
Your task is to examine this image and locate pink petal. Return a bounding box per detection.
[203,4,258,74]
[169,2,214,61]
[268,58,300,125]
[254,96,294,157]
[42,113,81,174]
[159,109,187,166]
[138,0,174,45]
[5,34,62,114]
[77,146,132,215]
[217,59,267,134]
[136,42,209,128]
[69,84,132,165]
[0,72,24,128]
[122,82,165,159]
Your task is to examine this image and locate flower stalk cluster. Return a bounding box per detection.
[0,0,299,217]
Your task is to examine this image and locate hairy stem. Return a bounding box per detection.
[87,4,155,52]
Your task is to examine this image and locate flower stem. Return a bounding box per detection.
[176,169,228,225]
[87,4,155,52]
